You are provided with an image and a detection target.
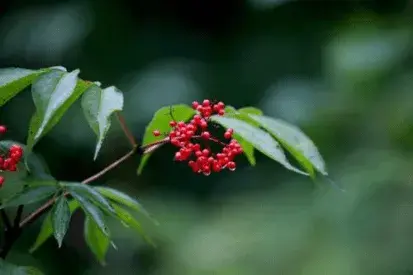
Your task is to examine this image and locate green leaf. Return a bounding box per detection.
[84,216,110,265]
[63,182,116,216]
[0,186,58,209]
[248,114,327,177]
[81,86,124,160]
[70,190,110,237]
[29,199,79,253]
[137,104,196,175]
[0,259,43,274]
[112,204,155,247]
[221,106,256,166]
[27,69,90,150]
[95,186,158,225]
[22,178,58,188]
[0,140,52,179]
[238,107,263,116]
[51,196,71,248]
[210,116,308,176]
[0,68,46,107]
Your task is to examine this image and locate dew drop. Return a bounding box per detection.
[203,171,211,176]
[229,167,236,171]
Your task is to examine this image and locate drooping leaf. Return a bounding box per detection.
[112,204,155,247]
[0,140,52,179]
[0,68,46,107]
[51,196,71,248]
[63,182,116,216]
[137,104,196,175]
[0,259,43,274]
[84,216,110,265]
[248,114,327,177]
[27,69,90,150]
[81,86,124,160]
[0,185,58,209]
[222,106,257,166]
[29,199,79,253]
[95,186,157,225]
[210,116,308,176]
[69,190,110,237]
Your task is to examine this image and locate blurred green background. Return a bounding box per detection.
[2,0,413,274]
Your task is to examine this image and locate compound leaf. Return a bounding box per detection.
[248,114,327,178]
[223,106,257,166]
[137,104,195,175]
[29,199,79,253]
[70,190,110,237]
[27,69,90,150]
[95,186,157,225]
[0,68,46,107]
[63,182,116,216]
[0,185,58,209]
[51,195,71,248]
[112,204,155,247]
[84,216,110,265]
[210,116,308,176]
[81,86,124,160]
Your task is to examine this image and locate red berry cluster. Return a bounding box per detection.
[0,125,23,187]
[152,100,243,175]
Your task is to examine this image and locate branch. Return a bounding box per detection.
[19,119,229,229]
[20,111,137,228]
[19,148,136,228]
[116,112,137,148]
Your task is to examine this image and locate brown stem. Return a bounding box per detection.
[5,113,230,258]
[116,112,137,147]
[19,149,136,228]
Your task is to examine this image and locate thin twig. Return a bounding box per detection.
[116,112,137,147]
[19,149,136,228]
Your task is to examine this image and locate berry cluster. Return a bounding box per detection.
[153,100,243,175]
[0,125,23,187]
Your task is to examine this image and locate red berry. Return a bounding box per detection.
[153,130,161,137]
[2,158,13,170]
[10,144,22,152]
[0,176,4,187]
[192,101,200,109]
[217,101,225,109]
[224,131,232,139]
[201,131,210,139]
[8,164,17,171]
[202,99,210,107]
[227,161,236,171]
[169,121,177,127]
[200,120,208,128]
[212,162,221,172]
[218,109,225,116]
[0,125,6,134]
[193,114,202,122]
[174,152,183,161]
